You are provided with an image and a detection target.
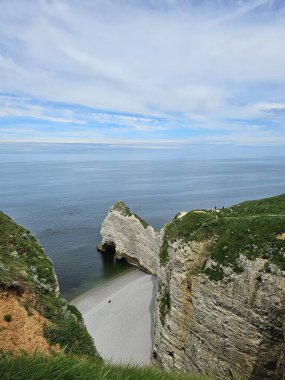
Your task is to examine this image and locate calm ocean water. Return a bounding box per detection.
[1,143,285,299]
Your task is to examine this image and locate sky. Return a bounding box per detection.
[1,0,285,145]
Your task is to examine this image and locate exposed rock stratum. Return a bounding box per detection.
[99,201,163,274]
[99,195,285,380]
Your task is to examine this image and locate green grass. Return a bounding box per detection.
[0,212,57,293]
[0,211,97,357]
[160,211,215,266]
[203,266,224,281]
[44,311,96,357]
[112,201,150,229]
[159,291,170,325]
[160,237,170,266]
[0,353,215,380]
[159,194,285,278]
[224,193,285,216]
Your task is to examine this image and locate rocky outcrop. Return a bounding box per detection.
[100,195,285,379]
[99,201,163,274]
[153,241,285,380]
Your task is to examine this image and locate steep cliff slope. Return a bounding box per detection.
[0,211,96,357]
[155,196,285,380]
[99,201,163,274]
[100,195,285,380]
[0,211,215,380]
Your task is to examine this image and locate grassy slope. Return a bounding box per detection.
[0,353,214,380]
[160,194,285,279]
[0,211,97,357]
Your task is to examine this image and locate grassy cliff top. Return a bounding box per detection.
[112,201,150,229]
[160,194,285,277]
[0,352,214,380]
[0,211,97,357]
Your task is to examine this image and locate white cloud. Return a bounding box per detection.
[0,0,285,143]
[0,95,86,124]
[0,1,284,113]
[253,102,285,112]
[88,112,157,126]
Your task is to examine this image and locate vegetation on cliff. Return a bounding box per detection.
[0,211,97,357]
[112,201,150,229]
[2,195,285,379]
[0,352,214,380]
[160,194,285,280]
[158,287,170,325]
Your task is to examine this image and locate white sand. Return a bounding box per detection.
[71,270,156,365]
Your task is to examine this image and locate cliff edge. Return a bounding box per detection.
[100,194,285,380]
[0,211,97,357]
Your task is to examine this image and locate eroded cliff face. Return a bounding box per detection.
[100,195,285,379]
[99,201,163,274]
[153,241,285,380]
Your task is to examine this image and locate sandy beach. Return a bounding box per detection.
[71,270,156,365]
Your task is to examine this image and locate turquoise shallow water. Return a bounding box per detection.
[1,143,285,299]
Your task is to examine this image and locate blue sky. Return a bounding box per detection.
[1,0,285,145]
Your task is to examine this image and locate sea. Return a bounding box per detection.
[1,143,285,300]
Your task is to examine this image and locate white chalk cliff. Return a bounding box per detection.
[153,241,285,380]
[99,201,163,274]
[99,195,285,379]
